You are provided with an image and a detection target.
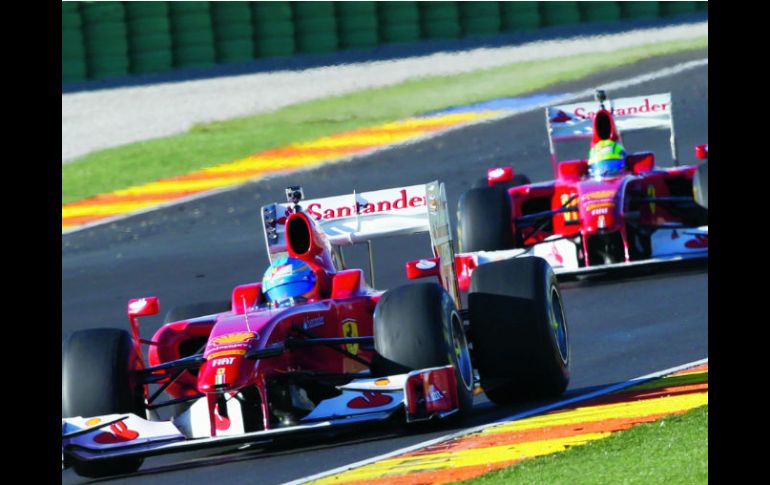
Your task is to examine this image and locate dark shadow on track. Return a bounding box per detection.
[559,258,708,289]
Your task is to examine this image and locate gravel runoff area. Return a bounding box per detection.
[61,21,706,164]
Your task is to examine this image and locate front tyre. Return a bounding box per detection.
[372,283,474,419]
[62,328,146,477]
[469,257,570,405]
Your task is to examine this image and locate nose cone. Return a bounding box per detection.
[198,328,261,393]
[578,180,623,234]
[583,208,618,234]
[197,353,255,393]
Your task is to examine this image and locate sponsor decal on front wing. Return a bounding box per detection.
[347,391,394,409]
[93,421,139,444]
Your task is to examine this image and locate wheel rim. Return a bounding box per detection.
[451,311,474,391]
[550,287,569,364]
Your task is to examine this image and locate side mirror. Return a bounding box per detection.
[557,160,589,181]
[127,297,159,317]
[405,258,441,280]
[487,166,514,186]
[695,144,708,160]
[126,297,159,367]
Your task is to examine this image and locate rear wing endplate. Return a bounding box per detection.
[546,92,678,167]
[260,181,460,306]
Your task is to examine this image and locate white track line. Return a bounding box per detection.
[283,357,708,485]
[62,58,707,236]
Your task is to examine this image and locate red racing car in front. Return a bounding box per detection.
[455,90,708,284]
[62,182,570,478]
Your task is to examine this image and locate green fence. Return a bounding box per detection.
[62,1,707,84]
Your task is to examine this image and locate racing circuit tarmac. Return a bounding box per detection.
[61,49,708,485]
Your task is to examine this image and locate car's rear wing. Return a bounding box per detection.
[546,92,678,169]
[260,181,460,305]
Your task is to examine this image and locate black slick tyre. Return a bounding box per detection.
[457,186,513,252]
[62,328,146,477]
[372,283,474,419]
[468,257,570,405]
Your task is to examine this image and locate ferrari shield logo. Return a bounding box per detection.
[342,319,359,355]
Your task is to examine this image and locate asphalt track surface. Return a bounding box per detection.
[62,49,708,485]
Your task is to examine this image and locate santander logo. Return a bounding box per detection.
[306,189,425,221]
[573,98,669,119]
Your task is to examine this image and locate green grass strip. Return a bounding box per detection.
[453,404,708,485]
[62,36,706,204]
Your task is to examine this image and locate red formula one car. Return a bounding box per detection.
[62,182,570,477]
[455,91,708,282]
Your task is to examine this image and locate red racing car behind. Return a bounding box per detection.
[455,90,708,283]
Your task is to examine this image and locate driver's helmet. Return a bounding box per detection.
[588,140,627,178]
[262,257,318,306]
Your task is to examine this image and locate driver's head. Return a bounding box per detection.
[588,139,626,178]
[262,257,318,306]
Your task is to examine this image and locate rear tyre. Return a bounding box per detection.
[62,328,145,477]
[468,257,570,405]
[457,186,513,252]
[372,283,474,419]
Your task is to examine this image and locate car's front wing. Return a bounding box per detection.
[455,226,707,288]
[62,366,458,467]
